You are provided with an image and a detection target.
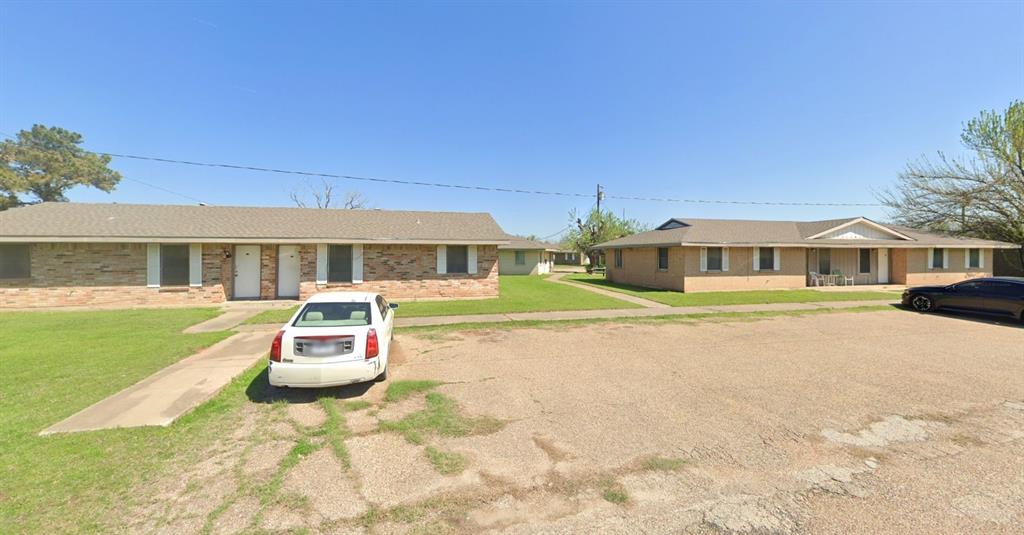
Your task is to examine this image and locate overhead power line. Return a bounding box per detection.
[99,151,597,199]
[96,152,882,206]
[538,224,572,241]
[0,131,883,207]
[122,177,211,205]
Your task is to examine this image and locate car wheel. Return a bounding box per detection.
[375,364,388,382]
[910,294,934,312]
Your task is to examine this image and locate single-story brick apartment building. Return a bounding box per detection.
[596,216,1018,292]
[0,203,510,308]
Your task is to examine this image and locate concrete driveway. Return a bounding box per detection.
[127,309,1024,534]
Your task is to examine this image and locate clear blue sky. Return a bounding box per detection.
[1,1,1021,239]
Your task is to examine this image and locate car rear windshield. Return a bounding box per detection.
[292,302,373,327]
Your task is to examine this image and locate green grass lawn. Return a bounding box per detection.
[564,273,899,307]
[0,308,237,534]
[244,275,639,325]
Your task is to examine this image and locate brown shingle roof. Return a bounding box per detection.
[596,217,1017,249]
[0,202,509,244]
[498,236,558,251]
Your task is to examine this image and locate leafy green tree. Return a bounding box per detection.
[564,207,649,266]
[0,125,122,210]
[879,100,1024,269]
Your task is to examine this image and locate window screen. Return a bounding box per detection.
[758,248,774,271]
[859,249,871,274]
[328,245,353,282]
[447,245,468,274]
[707,247,723,271]
[160,244,190,286]
[514,251,526,265]
[931,248,944,268]
[614,249,623,268]
[818,249,831,274]
[0,244,30,279]
[658,248,669,270]
[968,248,981,268]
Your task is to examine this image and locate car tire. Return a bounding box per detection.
[375,364,388,382]
[910,294,934,312]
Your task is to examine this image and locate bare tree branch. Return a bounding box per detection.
[290,178,368,209]
[878,101,1024,261]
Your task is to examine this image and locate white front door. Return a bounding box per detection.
[877,248,889,284]
[277,245,300,298]
[234,245,261,299]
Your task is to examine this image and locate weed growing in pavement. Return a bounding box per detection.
[378,392,505,445]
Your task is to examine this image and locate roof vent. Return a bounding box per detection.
[657,219,689,230]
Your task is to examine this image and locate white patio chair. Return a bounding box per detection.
[843,273,855,286]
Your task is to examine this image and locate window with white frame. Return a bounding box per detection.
[160,244,190,286]
[446,245,468,274]
[859,249,871,274]
[931,248,945,269]
[818,249,831,274]
[328,245,353,282]
[657,247,669,270]
[967,248,981,269]
[758,248,774,271]
[514,251,526,265]
[706,247,723,271]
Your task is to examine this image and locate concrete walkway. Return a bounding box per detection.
[547,272,669,308]
[392,298,899,327]
[183,308,264,333]
[42,330,275,434]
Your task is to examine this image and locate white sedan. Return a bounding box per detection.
[268,292,397,388]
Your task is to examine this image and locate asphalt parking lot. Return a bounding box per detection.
[131,309,1024,534]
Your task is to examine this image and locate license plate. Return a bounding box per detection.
[310,343,337,356]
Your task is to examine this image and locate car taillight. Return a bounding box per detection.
[365,328,379,359]
[270,330,284,362]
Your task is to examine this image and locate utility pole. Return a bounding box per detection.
[596,184,604,213]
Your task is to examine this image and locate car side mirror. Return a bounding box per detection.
[389,303,400,310]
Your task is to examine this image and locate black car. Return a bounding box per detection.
[902,277,1024,322]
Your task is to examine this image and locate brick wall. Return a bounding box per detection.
[606,247,685,291]
[299,244,499,300]
[606,246,809,293]
[260,245,278,300]
[0,243,229,308]
[902,248,993,286]
[681,246,807,292]
[0,242,499,308]
[890,249,908,285]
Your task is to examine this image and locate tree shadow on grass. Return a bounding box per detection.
[244,366,376,405]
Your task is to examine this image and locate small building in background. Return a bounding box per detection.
[552,248,590,266]
[497,237,558,275]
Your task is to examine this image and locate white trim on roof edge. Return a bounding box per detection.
[805,217,914,241]
[596,242,1017,249]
